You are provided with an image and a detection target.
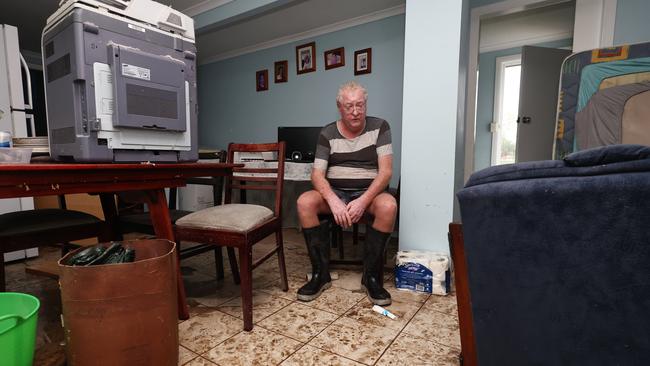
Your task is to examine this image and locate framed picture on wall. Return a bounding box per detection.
[324,47,345,70]
[274,60,288,83]
[296,42,316,74]
[354,48,372,75]
[256,69,268,91]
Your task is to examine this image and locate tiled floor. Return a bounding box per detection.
[6,229,461,365]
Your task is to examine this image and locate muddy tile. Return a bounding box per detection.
[309,317,399,364]
[281,345,364,366]
[203,326,302,366]
[184,271,240,307]
[184,357,218,366]
[423,293,458,317]
[216,292,292,323]
[344,298,421,331]
[402,306,461,350]
[284,259,312,278]
[251,266,283,289]
[179,345,198,365]
[330,269,363,291]
[178,309,243,354]
[304,286,364,315]
[258,273,306,301]
[258,302,338,342]
[376,332,460,365]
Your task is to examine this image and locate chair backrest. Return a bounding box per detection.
[170,150,227,210]
[224,142,286,217]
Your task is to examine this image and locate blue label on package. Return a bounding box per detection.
[394,262,434,293]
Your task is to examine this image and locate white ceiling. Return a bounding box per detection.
[0,0,61,53]
[194,0,405,63]
[0,0,405,63]
[479,1,575,53]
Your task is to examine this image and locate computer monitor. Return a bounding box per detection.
[277,126,322,162]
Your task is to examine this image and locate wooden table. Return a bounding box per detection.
[0,162,241,320]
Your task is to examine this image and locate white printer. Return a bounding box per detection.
[42,0,198,162]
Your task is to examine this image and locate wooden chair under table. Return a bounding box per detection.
[0,195,111,290]
[174,142,288,331]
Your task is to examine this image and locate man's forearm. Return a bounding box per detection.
[360,169,391,204]
[312,170,338,202]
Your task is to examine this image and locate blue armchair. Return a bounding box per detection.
[455,145,650,365]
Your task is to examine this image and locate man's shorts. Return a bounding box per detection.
[331,188,367,204]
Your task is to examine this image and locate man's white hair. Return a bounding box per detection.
[336,81,368,103]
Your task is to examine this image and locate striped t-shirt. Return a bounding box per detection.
[313,116,392,190]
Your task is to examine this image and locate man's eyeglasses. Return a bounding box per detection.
[342,102,366,112]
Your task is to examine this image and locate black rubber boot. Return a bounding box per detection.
[297,221,331,301]
[362,226,392,306]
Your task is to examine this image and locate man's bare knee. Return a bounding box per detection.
[297,191,322,215]
[372,195,398,220]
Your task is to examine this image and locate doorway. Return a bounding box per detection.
[471,0,575,171]
[491,55,521,165]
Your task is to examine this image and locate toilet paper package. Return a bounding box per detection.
[394,251,450,295]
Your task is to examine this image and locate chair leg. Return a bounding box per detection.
[337,226,344,260]
[330,219,338,249]
[276,229,288,292]
[238,246,253,331]
[227,247,240,285]
[213,247,225,280]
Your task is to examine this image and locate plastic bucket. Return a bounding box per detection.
[0,292,40,366]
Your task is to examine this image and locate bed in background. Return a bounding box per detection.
[554,42,650,158]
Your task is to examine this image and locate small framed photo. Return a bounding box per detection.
[296,42,316,74]
[274,60,288,83]
[354,48,372,75]
[256,69,268,92]
[324,47,345,70]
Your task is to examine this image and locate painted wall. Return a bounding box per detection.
[474,38,572,171]
[614,0,650,45]
[400,0,463,252]
[197,15,405,186]
[453,0,471,222]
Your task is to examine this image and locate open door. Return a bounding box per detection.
[516,46,571,162]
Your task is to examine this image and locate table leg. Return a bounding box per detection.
[99,193,122,241]
[147,189,190,320]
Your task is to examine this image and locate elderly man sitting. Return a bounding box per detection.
[296,81,397,306]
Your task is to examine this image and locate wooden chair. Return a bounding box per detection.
[174,142,288,331]
[0,195,111,291]
[115,178,240,283]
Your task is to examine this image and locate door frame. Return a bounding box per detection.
[491,54,521,165]
[464,0,617,181]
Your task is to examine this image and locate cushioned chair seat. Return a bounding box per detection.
[0,209,103,237]
[176,204,274,232]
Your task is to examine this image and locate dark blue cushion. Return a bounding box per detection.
[564,144,650,167]
[466,144,650,188]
